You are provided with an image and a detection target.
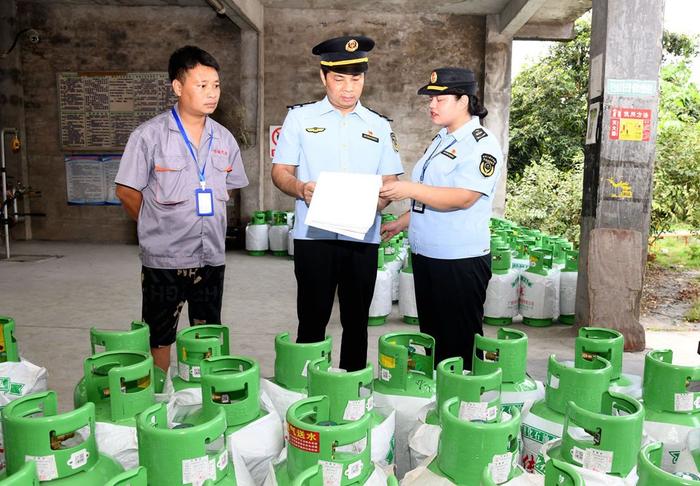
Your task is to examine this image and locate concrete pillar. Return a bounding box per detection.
[482,15,513,217]
[575,0,665,351]
[239,28,263,219]
[0,0,31,241]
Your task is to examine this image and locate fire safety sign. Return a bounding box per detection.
[609,107,652,142]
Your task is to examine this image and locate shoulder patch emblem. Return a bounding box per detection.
[480,153,497,177]
[391,132,399,153]
[472,128,488,142]
[305,127,326,134]
[362,132,379,143]
[441,150,457,160]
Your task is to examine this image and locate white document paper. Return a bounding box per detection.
[304,171,382,239]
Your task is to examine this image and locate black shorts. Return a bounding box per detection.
[141,265,225,347]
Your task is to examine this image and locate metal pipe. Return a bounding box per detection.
[1,128,18,259]
[205,0,226,15]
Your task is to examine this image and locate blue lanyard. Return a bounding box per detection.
[419,135,458,183]
[171,107,213,187]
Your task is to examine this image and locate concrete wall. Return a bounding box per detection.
[14,1,244,242]
[262,8,486,213]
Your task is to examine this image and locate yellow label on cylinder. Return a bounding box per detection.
[380,354,396,369]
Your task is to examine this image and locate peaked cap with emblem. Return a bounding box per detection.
[418,67,478,96]
[312,35,375,75]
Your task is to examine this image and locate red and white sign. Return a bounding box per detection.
[609,107,652,142]
[288,423,320,453]
[270,125,282,158]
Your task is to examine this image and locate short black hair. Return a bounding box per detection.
[168,45,220,82]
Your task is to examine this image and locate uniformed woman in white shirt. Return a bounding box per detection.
[380,67,503,367]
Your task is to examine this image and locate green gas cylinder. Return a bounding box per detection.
[547,391,644,477]
[105,467,147,486]
[473,328,541,414]
[483,246,520,326]
[373,332,436,398]
[290,465,399,486]
[426,397,521,485]
[171,325,230,392]
[0,316,20,362]
[638,442,700,485]
[272,332,332,393]
[246,211,269,256]
[425,357,502,426]
[273,395,374,485]
[270,211,291,256]
[522,355,612,472]
[307,359,375,424]
[368,248,392,326]
[558,250,579,325]
[0,391,123,484]
[481,458,583,486]
[642,349,700,470]
[0,462,39,486]
[176,356,265,433]
[137,403,237,485]
[399,252,419,325]
[575,327,640,397]
[520,248,557,327]
[74,321,166,407]
[82,350,155,425]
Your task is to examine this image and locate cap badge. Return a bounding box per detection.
[345,39,359,52]
[430,71,438,83]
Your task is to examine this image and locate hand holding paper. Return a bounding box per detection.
[304,171,382,240]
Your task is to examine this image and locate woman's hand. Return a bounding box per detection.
[379,181,417,201]
[380,212,410,242]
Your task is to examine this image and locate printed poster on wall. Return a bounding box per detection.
[65,155,122,205]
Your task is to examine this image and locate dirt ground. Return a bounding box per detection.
[641,262,700,330]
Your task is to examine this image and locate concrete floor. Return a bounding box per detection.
[1,241,698,412]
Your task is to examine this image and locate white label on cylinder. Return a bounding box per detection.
[343,399,366,421]
[365,395,374,411]
[675,393,694,412]
[583,448,614,473]
[549,374,560,389]
[26,455,58,481]
[301,360,311,378]
[489,452,513,484]
[217,451,228,471]
[178,362,190,382]
[320,460,343,486]
[67,449,89,469]
[571,446,585,464]
[381,368,391,381]
[191,366,201,379]
[345,459,364,480]
[458,401,488,421]
[182,456,215,485]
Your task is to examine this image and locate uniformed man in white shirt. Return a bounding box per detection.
[272,35,403,371]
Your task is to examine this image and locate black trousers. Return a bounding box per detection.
[141,265,225,347]
[294,239,379,371]
[412,253,491,369]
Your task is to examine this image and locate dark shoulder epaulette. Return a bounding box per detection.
[365,107,393,122]
[286,101,315,110]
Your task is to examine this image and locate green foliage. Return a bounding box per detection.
[508,21,590,176]
[504,158,583,245]
[652,121,700,239]
[507,19,700,244]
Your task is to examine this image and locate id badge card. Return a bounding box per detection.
[411,199,425,214]
[195,188,214,216]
